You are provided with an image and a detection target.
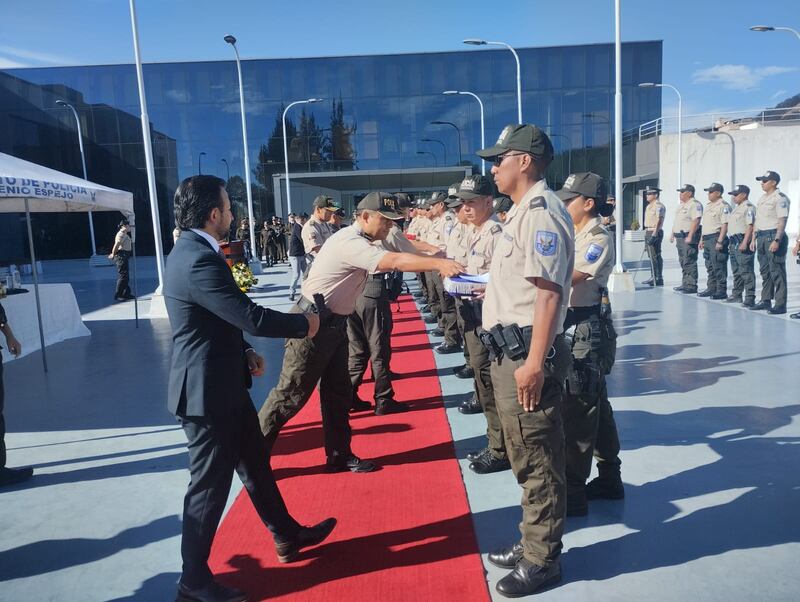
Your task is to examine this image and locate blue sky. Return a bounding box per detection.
[2,0,799,119]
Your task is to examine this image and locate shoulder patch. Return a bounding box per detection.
[722,205,731,214]
[585,242,604,263]
[529,196,547,210]
[490,224,502,235]
[534,230,558,256]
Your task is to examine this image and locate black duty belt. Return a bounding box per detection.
[702,232,720,239]
[728,233,745,242]
[756,229,778,239]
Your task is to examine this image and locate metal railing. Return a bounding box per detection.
[626,106,800,143]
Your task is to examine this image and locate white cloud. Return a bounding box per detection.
[692,64,798,91]
[771,89,788,101]
[0,57,27,69]
[0,44,79,67]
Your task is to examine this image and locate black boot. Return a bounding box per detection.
[488,543,524,569]
[496,558,561,597]
[585,475,625,500]
[458,394,482,415]
[469,453,511,474]
[750,300,771,311]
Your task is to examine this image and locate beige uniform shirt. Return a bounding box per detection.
[644,201,666,230]
[426,212,455,251]
[673,198,703,234]
[382,223,417,254]
[301,216,333,256]
[446,221,471,265]
[701,199,731,234]
[482,180,574,332]
[301,225,388,315]
[755,189,790,231]
[727,201,756,236]
[466,218,502,275]
[406,216,420,236]
[115,230,132,252]
[571,218,614,308]
[414,216,430,240]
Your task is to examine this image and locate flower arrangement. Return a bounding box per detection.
[231,262,257,292]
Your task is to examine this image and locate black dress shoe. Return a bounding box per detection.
[469,453,511,474]
[375,399,410,415]
[420,304,431,313]
[488,543,524,569]
[681,287,698,294]
[724,295,741,303]
[768,305,787,315]
[423,315,438,324]
[0,466,34,487]
[711,292,728,300]
[458,395,483,415]
[429,328,445,337]
[466,447,489,462]
[742,299,755,308]
[435,342,462,354]
[453,364,473,378]
[274,517,337,563]
[655,279,664,286]
[585,476,625,500]
[673,285,685,292]
[750,300,771,311]
[642,278,654,286]
[350,397,372,413]
[496,558,561,597]
[176,580,247,602]
[325,455,378,473]
[791,312,800,319]
[697,289,713,297]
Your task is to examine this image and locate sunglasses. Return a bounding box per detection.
[491,152,530,167]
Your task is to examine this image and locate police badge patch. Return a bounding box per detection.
[535,230,558,256]
[585,242,603,263]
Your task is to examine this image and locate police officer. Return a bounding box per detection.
[258,193,463,473]
[452,175,511,474]
[670,184,702,294]
[301,195,338,266]
[642,186,665,286]
[726,185,756,307]
[750,171,789,314]
[425,191,462,353]
[108,219,134,301]
[556,172,623,516]
[446,182,473,373]
[697,183,731,299]
[476,124,573,597]
[494,195,513,223]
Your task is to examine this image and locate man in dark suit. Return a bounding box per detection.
[166,176,334,602]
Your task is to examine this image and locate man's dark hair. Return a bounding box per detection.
[174,175,226,230]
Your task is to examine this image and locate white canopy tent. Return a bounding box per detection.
[0,152,136,371]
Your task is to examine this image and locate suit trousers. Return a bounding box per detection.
[729,242,756,302]
[259,316,354,461]
[288,256,306,296]
[348,291,395,403]
[489,334,570,566]
[0,361,6,468]
[178,401,300,588]
[675,236,698,288]
[428,271,460,346]
[756,233,788,306]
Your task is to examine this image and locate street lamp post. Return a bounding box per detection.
[282,98,324,215]
[430,121,462,166]
[639,82,682,188]
[417,151,437,168]
[750,25,800,40]
[198,151,206,175]
[463,39,522,122]
[443,90,485,175]
[221,158,230,181]
[224,34,259,271]
[420,138,447,166]
[56,99,97,257]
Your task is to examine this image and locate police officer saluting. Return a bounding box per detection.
[258,193,463,473]
[750,171,789,314]
[670,184,702,294]
[698,183,731,299]
[642,186,665,286]
[726,185,757,307]
[476,124,573,597]
[556,172,623,516]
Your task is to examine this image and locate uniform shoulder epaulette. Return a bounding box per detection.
[590,224,605,235]
[778,192,789,199]
[529,196,547,210]
[489,223,502,235]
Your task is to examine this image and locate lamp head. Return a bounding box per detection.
[55,100,67,107]
[200,151,206,156]
[638,82,657,88]
[307,98,324,103]
[224,34,237,45]
[463,39,486,45]
[443,90,458,95]
[430,120,445,125]
[750,25,775,32]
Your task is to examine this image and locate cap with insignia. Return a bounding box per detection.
[756,170,780,184]
[357,192,404,220]
[394,192,413,209]
[429,190,448,205]
[447,182,461,199]
[493,196,513,214]
[476,124,554,163]
[312,195,340,210]
[447,196,464,209]
[728,184,750,196]
[456,174,494,200]
[677,184,695,194]
[643,186,661,195]
[555,172,607,203]
[703,182,724,194]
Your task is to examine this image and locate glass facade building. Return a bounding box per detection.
[0,41,661,258]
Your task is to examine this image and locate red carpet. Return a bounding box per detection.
[209,294,489,601]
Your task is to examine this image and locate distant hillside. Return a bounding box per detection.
[759,92,800,121]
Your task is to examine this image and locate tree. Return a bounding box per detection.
[325,94,357,171]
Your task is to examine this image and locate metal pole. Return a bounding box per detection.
[128,0,165,292]
[461,92,486,175]
[60,102,97,256]
[421,139,447,166]
[229,44,257,250]
[198,152,205,175]
[24,199,47,372]
[221,158,230,181]
[282,99,321,215]
[131,218,139,328]
[612,0,624,273]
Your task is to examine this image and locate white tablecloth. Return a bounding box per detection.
[1,283,90,361]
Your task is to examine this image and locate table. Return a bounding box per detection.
[1,283,90,361]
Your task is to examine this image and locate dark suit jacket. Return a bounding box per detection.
[164,229,308,417]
